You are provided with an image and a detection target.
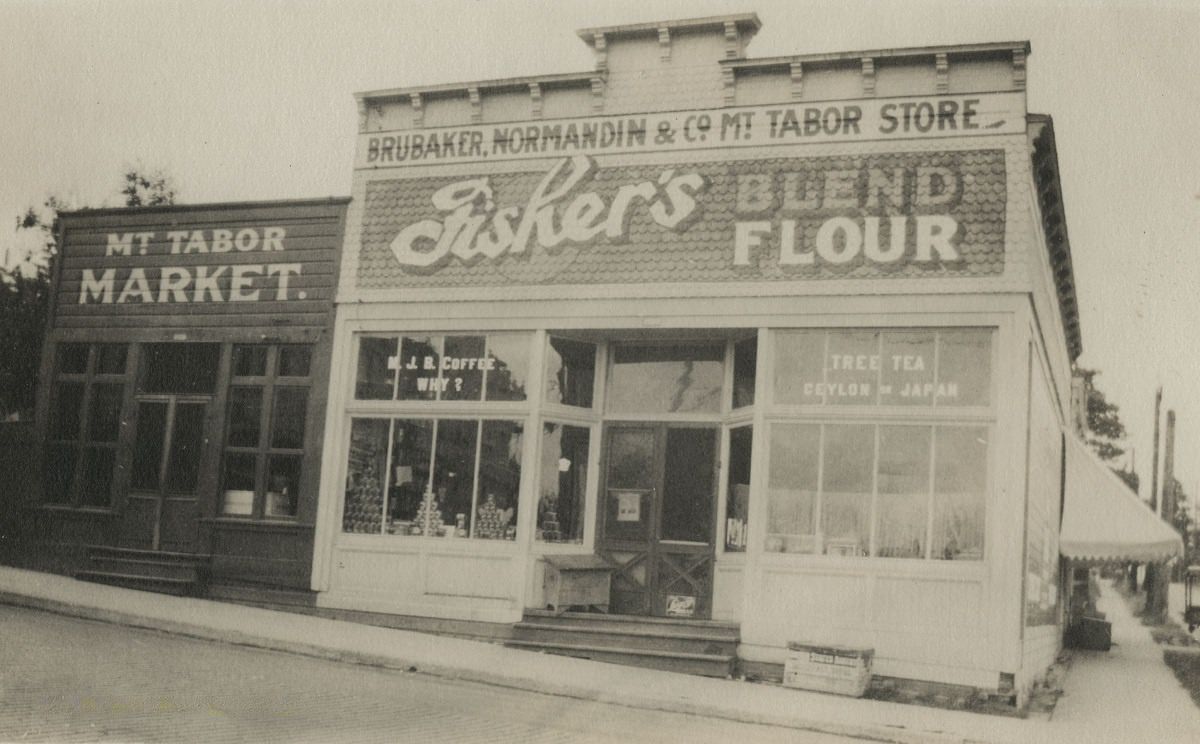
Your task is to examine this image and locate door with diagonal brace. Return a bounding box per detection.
[598,424,718,619]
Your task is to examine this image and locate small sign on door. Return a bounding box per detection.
[616,491,641,522]
[666,594,696,617]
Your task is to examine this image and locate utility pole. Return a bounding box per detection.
[1138,388,1163,593]
[1147,409,1175,621]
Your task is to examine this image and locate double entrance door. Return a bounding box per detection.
[598,424,718,619]
[119,343,220,552]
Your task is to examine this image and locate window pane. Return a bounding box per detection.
[441,335,485,401]
[733,337,757,408]
[43,444,77,502]
[164,402,206,493]
[820,424,872,556]
[661,428,715,543]
[545,337,595,408]
[538,424,589,544]
[936,330,992,406]
[355,336,397,400]
[876,426,931,559]
[270,387,308,449]
[825,331,880,406]
[607,343,723,414]
[932,426,988,560]
[396,335,438,401]
[96,344,127,375]
[277,345,312,377]
[131,401,168,490]
[265,455,301,518]
[227,387,263,448]
[607,429,654,490]
[879,332,936,406]
[233,345,268,377]
[142,344,220,394]
[386,419,434,532]
[725,426,752,551]
[58,343,89,374]
[604,428,653,542]
[476,421,523,540]
[485,334,530,402]
[433,419,478,537]
[221,452,257,515]
[79,447,116,507]
[52,382,85,440]
[343,418,389,533]
[773,331,825,405]
[87,384,124,443]
[766,423,819,551]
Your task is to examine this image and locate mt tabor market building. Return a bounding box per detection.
[18,13,1183,701]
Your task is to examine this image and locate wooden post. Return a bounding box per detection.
[1143,389,1162,603]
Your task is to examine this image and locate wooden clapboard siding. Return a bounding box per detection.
[53,198,349,333]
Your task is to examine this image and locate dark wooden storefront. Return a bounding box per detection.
[27,198,348,592]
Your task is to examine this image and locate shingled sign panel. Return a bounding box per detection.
[54,200,346,329]
[357,150,1005,289]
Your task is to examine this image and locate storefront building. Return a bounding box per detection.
[27,198,348,592]
[309,14,1078,695]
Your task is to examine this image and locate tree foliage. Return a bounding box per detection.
[1075,367,1127,463]
[0,169,175,419]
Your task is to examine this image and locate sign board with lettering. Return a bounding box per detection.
[356,93,1022,170]
[355,149,1006,290]
[53,199,348,331]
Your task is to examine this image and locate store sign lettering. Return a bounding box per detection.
[733,165,964,267]
[389,352,496,393]
[390,155,705,270]
[811,352,958,401]
[80,227,305,304]
[358,93,1022,168]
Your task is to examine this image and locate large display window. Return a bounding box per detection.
[343,416,524,539]
[765,328,992,561]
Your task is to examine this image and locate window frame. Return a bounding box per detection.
[762,326,996,564]
[219,344,312,521]
[43,343,131,510]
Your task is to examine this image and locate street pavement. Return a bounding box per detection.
[0,604,855,744]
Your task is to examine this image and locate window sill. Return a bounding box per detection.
[32,504,119,517]
[200,517,313,531]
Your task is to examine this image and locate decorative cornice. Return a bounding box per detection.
[724,20,740,59]
[590,75,605,113]
[594,32,607,73]
[529,82,543,119]
[1012,47,1027,90]
[467,86,481,124]
[722,65,736,105]
[936,53,949,94]
[861,57,876,96]
[410,92,423,128]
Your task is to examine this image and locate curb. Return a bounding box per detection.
[1,586,997,744]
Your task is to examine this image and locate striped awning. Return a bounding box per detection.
[1060,434,1183,563]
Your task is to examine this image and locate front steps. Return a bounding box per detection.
[507,609,739,677]
[75,546,210,597]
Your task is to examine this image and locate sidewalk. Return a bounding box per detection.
[0,567,1196,744]
[1041,579,1200,743]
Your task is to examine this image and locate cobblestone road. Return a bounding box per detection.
[0,604,854,743]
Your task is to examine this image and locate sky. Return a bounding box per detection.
[2,0,1198,507]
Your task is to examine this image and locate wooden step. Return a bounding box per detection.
[521,609,740,635]
[74,570,199,597]
[505,639,735,678]
[84,556,202,582]
[86,545,211,565]
[512,622,737,655]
